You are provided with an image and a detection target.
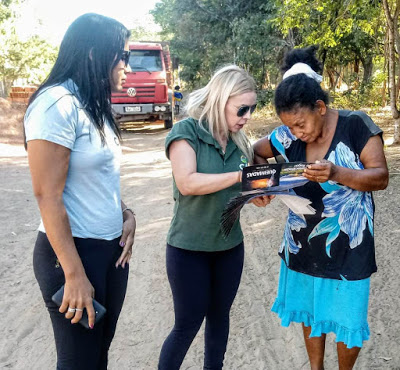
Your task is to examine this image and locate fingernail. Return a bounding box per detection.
[90,324,94,329]
[119,241,125,247]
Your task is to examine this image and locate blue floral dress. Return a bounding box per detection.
[269,110,383,348]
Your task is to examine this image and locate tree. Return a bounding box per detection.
[130,25,161,42]
[0,0,14,25]
[152,0,283,88]
[231,8,283,87]
[274,0,383,89]
[129,13,162,42]
[0,30,57,96]
[0,0,58,97]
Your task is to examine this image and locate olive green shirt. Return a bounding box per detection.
[165,118,249,252]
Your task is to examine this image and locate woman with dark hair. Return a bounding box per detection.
[24,13,135,369]
[254,46,388,369]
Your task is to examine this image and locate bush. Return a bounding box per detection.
[257,89,274,107]
[330,90,362,110]
[330,80,387,112]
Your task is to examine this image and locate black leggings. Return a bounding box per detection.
[158,242,244,370]
[33,232,129,370]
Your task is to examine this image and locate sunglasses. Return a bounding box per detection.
[120,50,131,67]
[237,104,257,117]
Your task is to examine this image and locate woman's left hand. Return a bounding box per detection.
[249,195,275,207]
[303,160,336,183]
[115,212,136,268]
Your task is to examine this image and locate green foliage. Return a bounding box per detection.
[149,0,392,114]
[0,0,14,25]
[0,30,58,91]
[151,0,284,89]
[274,0,384,87]
[330,90,363,110]
[129,25,161,42]
[0,2,58,96]
[330,54,388,110]
[331,82,387,111]
[257,89,274,107]
[275,0,381,48]
[231,12,283,87]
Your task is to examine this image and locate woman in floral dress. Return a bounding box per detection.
[253,46,389,369]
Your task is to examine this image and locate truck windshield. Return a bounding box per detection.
[129,50,163,72]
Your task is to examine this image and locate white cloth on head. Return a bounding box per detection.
[282,62,323,83]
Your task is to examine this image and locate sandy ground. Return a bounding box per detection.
[1,117,400,369]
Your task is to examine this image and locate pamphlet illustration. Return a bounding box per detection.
[220,162,316,238]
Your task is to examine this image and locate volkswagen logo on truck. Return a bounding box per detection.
[127,87,137,97]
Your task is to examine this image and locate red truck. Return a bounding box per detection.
[111,42,174,129]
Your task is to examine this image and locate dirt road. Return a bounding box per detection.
[0,126,399,369]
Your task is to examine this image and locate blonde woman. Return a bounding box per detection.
[158,65,270,369]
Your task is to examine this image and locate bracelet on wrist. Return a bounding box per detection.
[122,207,135,216]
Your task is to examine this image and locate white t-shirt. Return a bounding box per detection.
[24,79,123,240]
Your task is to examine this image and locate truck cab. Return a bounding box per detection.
[111,42,174,129]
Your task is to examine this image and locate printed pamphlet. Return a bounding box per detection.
[220,162,316,238]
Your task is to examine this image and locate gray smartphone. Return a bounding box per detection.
[51,285,106,329]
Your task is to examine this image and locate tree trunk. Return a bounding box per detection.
[2,78,13,98]
[261,47,267,88]
[0,79,5,98]
[361,55,373,87]
[320,48,327,70]
[354,58,360,74]
[383,0,400,143]
[326,68,336,91]
[334,66,342,90]
[382,45,387,107]
[286,29,295,48]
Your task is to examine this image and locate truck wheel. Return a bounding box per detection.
[164,119,173,129]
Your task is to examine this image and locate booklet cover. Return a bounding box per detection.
[221,162,315,238]
[241,162,310,192]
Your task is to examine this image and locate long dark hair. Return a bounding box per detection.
[27,13,130,144]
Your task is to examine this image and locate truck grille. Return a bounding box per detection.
[115,86,156,98]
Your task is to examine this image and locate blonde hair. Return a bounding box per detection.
[185,65,256,161]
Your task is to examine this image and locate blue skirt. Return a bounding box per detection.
[271,260,370,348]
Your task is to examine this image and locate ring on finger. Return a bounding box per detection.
[75,308,83,312]
[68,308,76,313]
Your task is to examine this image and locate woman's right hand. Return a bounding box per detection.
[60,275,95,328]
